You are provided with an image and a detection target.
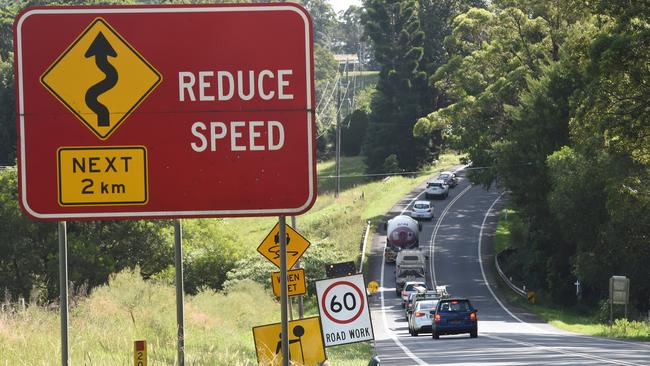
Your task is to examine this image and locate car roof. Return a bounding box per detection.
[414,200,431,205]
[428,179,445,184]
[404,281,426,286]
[438,298,470,302]
[439,171,453,175]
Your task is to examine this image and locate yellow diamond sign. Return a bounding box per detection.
[41,18,161,140]
[257,222,311,270]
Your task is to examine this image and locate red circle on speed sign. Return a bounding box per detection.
[321,280,365,324]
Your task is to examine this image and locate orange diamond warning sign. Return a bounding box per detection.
[257,222,311,270]
[41,17,161,140]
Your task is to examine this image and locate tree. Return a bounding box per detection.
[341,109,369,156]
[362,0,431,173]
[302,0,337,48]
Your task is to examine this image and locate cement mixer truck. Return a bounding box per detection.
[383,214,422,263]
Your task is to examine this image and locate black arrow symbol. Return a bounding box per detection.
[84,31,118,127]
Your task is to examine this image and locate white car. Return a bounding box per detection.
[408,299,439,336]
[425,179,449,199]
[400,281,427,306]
[411,200,434,220]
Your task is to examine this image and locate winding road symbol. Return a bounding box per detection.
[84,31,118,127]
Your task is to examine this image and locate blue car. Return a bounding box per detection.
[431,298,478,339]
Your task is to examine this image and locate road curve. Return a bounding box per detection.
[366,171,650,365]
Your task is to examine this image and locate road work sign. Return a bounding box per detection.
[258,222,310,269]
[252,316,326,366]
[14,4,316,220]
[315,274,374,346]
[271,268,306,298]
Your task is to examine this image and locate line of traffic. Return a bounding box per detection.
[377,175,471,365]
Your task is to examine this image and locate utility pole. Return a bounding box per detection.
[335,64,342,198]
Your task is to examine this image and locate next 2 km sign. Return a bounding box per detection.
[14,4,315,220]
[315,274,374,347]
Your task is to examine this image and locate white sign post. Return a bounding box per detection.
[315,274,374,347]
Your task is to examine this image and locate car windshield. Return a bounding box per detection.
[419,292,439,300]
[439,300,471,312]
[428,182,443,188]
[399,269,425,277]
[417,300,438,310]
[439,174,449,179]
[405,283,425,291]
[414,203,429,209]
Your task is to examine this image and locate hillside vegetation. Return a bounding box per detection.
[0,154,462,365]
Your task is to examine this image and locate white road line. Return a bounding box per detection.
[380,235,428,365]
[376,177,438,366]
[484,334,643,366]
[478,193,648,365]
[429,183,473,288]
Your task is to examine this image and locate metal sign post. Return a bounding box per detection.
[58,221,69,366]
[174,219,185,366]
[292,216,304,319]
[278,216,289,366]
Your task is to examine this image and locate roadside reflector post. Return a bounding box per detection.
[58,221,69,366]
[134,340,147,366]
[279,216,289,366]
[174,219,185,366]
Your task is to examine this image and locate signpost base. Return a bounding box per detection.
[58,221,69,366]
[174,220,185,366]
[279,216,289,366]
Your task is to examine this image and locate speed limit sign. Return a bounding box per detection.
[315,274,374,346]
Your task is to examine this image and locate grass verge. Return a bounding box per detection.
[493,207,650,341]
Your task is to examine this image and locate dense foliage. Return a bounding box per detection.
[361,0,486,172]
[414,0,649,312]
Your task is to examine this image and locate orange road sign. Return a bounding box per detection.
[367,281,379,294]
[271,268,307,298]
[257,222,310,269]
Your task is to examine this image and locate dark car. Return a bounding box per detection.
[437,171,458,188]
[431,298,477,339]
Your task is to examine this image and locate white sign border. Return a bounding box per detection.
[315,273,375,347]
[15,4,315,220]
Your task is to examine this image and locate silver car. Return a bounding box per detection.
[408,299,439,336]
[425,179,449,199]
[411,200,434,220]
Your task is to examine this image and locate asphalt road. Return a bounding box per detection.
[366,170,650,365]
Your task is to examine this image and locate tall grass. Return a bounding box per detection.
[0,270,376,365]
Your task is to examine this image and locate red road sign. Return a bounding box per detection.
[14,4,315,220]
[315,274,374,347]
[320,280,365,324]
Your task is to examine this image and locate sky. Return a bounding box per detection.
[330,0,362,15]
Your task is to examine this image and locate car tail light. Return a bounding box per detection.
[470,312,477,321]
[415,311,425,317]
[434,314,441,324]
